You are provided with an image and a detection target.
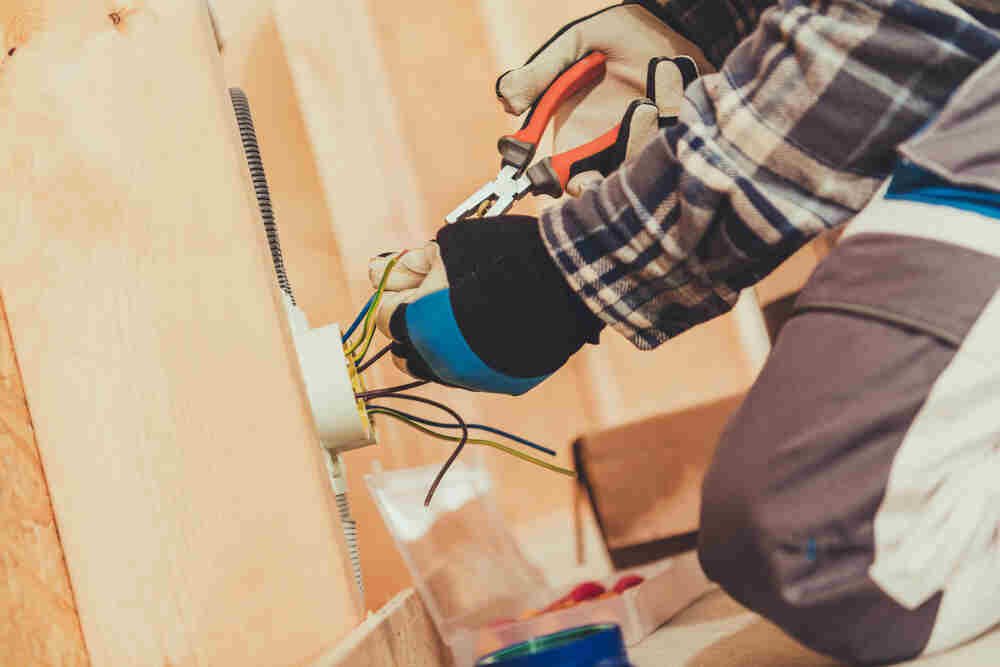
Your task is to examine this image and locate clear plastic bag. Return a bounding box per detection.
[366,461,712,666]
[366,463,549,635]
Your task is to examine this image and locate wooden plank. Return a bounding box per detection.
[0,2,359,664]
[0,296,90,667]
[312,588,451,667]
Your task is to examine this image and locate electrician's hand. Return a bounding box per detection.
[496,3,712,195]
[369,217,602,395]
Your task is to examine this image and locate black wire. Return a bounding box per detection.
[356,342,394,374]
[365,393,468,506]
[364,403,556,457]
[355,380,429,401]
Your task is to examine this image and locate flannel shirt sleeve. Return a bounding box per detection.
[541,0,1000,350]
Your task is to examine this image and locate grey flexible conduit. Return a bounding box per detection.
[228,88,296,305]
[229,88,364,597]
[334,479,365,595]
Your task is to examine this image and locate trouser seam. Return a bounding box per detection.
[793,301,963,347]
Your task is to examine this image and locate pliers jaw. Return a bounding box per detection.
[444,165,530,223]
[445,52,617,224]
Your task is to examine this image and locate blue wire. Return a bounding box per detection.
[366,403,556,457]
[342,294,375,342]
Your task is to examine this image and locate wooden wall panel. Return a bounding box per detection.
[0,1,359,664]
[0,297,90,667]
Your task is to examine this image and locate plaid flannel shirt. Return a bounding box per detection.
[540,0,1000,349]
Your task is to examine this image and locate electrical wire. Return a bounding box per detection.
[346,251,408,361]
[365,393,468,505]
[356,341,394,374]
[366,404,555,457]
[342,294,375,343]
[367,406,575,478]
[355,380,429,401]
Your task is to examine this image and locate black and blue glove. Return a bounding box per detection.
[370,217,602,395]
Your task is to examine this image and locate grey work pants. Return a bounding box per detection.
[699,197,1000,665]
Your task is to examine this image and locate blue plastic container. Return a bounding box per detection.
[474,623,633,667]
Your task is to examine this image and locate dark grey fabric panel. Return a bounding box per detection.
[795,232,1000,345]
[900,50,1000,193]
[698,233,1000,665]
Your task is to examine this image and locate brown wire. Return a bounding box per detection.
[355,342,394,373]
[364,392,468,506]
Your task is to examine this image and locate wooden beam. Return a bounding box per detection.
[312,588,450,667]
[0,295,90,667]
[0,1,359,664]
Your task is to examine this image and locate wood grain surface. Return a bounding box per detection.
[0,296,90,667]
[312,588,451,667]
[0,1,359,664]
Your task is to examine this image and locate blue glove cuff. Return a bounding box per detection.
[405,289,550,396]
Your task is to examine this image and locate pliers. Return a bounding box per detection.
[446,52,623,223]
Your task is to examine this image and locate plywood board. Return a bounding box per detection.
[0,1,358,664]
[0,296,90,667]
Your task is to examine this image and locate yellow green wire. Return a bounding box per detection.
[346,252,405,360]
[366,407,576,478]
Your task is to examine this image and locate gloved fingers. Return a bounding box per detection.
[496,20,593,116]
[556,97,658,196]
[621,98,661,161]
[646,56,699,120]
[368,241,438,292]
[496,4,710,117]
[566,170,605,197]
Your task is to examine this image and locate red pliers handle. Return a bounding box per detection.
[446,52,624,223]
[498,52,611,170]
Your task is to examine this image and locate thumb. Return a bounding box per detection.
[496,26,587,115]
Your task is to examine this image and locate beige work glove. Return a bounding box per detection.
[496,3,713,195]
